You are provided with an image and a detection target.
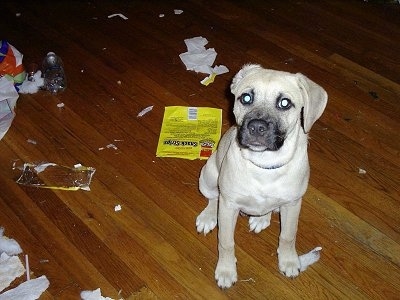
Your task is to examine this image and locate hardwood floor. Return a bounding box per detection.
[1,1,399,299]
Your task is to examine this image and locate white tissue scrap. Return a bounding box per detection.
[179,36,229,84]
[0,275,49,300]
[107,13,128,20]
[114,204,122,212]
[137,105,154,117]
[299,246,322,272]
[18,71,44,94]
[80,288,113,300]
[174,9,183,15]
[0,228,49,299]
[0,228,22,256]
[0,253,25,292]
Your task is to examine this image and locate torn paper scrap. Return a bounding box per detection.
[0,275,49,300]
[299,246,322,272]
[114,204,122,212]
[174,9,183,15]
[137,105,154,117]
[0,76,19,141]
[0,253,25,293]
[213,65,229,75]
[179,36,229,85]
[80,288,113,300]
[15,162,95,191]
[107,13,128,20]
[18,71,44,94]
[0,228,22,256]
[200,73,216,86]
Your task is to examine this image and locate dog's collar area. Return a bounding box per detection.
[251,161,286,170]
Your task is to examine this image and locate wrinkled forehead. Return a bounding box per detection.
[235,71,301,98]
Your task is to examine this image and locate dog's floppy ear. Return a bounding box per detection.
[296,73,328,133]
[231,64,262,94]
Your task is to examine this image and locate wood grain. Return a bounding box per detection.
[1,1,399,299]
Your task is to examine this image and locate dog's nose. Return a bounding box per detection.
[247,119,271,136]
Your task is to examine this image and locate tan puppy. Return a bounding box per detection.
[196,64,328,288]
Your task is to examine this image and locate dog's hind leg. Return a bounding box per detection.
[196,153,219,235]
[249,212,272,233]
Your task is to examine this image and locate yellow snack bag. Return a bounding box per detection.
[156,106,222,160]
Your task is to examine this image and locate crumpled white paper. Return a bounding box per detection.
[0,253,25,292]
[179,36,229,84]
[0,227,22,256]
[18,71,44,94]
[0,77,19,140]
[299,246,322,272]
[81,288,114,300]
[0,228,49,299]
[0,275,49,300]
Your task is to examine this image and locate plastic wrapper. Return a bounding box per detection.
[0,77,19,141]
[15,163,95,191]
[156,106,222,160]
[0,40,26,89]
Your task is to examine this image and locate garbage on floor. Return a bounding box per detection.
[156,106,222,160]
[15,162,96,191]
[179,36,229,85]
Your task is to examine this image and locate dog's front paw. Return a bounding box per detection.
[278,252,300,278]
[196,204,217,235]
[215,260,237,289]
[249,213,271,233]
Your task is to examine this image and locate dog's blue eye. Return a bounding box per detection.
[277,97,292,110]
[240,93,253,105]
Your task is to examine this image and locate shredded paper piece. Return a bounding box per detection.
[81,288,113,300]
[299,246,322,272]
[0,228,22,256]
[0,253,25,292]
[156,106,222,160]
[179,36,229,85]
[0,275,49,300]
[0,228,49,299]
[137,105,154,117]
[16,162,95,191]
[107,13,128,20]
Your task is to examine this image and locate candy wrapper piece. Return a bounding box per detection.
[0,40,26,89]
[16,162,95,191]
[0,76,19,141]
[156,106,222,160]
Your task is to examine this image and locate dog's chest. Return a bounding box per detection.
[219,164,308,215]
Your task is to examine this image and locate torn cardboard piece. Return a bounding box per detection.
[156,106,222,160]
[15,162,96,191]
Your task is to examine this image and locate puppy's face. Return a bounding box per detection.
[231,64,328,152]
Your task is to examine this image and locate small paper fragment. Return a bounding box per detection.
[174,9,183,15]
[358,168,366,174]
[0,228,23,256]
[0,275,49,300]
[107,13,128,20]
[0,253,25,292]
[80,288,113,300]
[114,204,122,212]
[137,105,154,117]
[299,246,322,272]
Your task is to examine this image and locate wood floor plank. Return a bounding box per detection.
[1,1,399,299]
